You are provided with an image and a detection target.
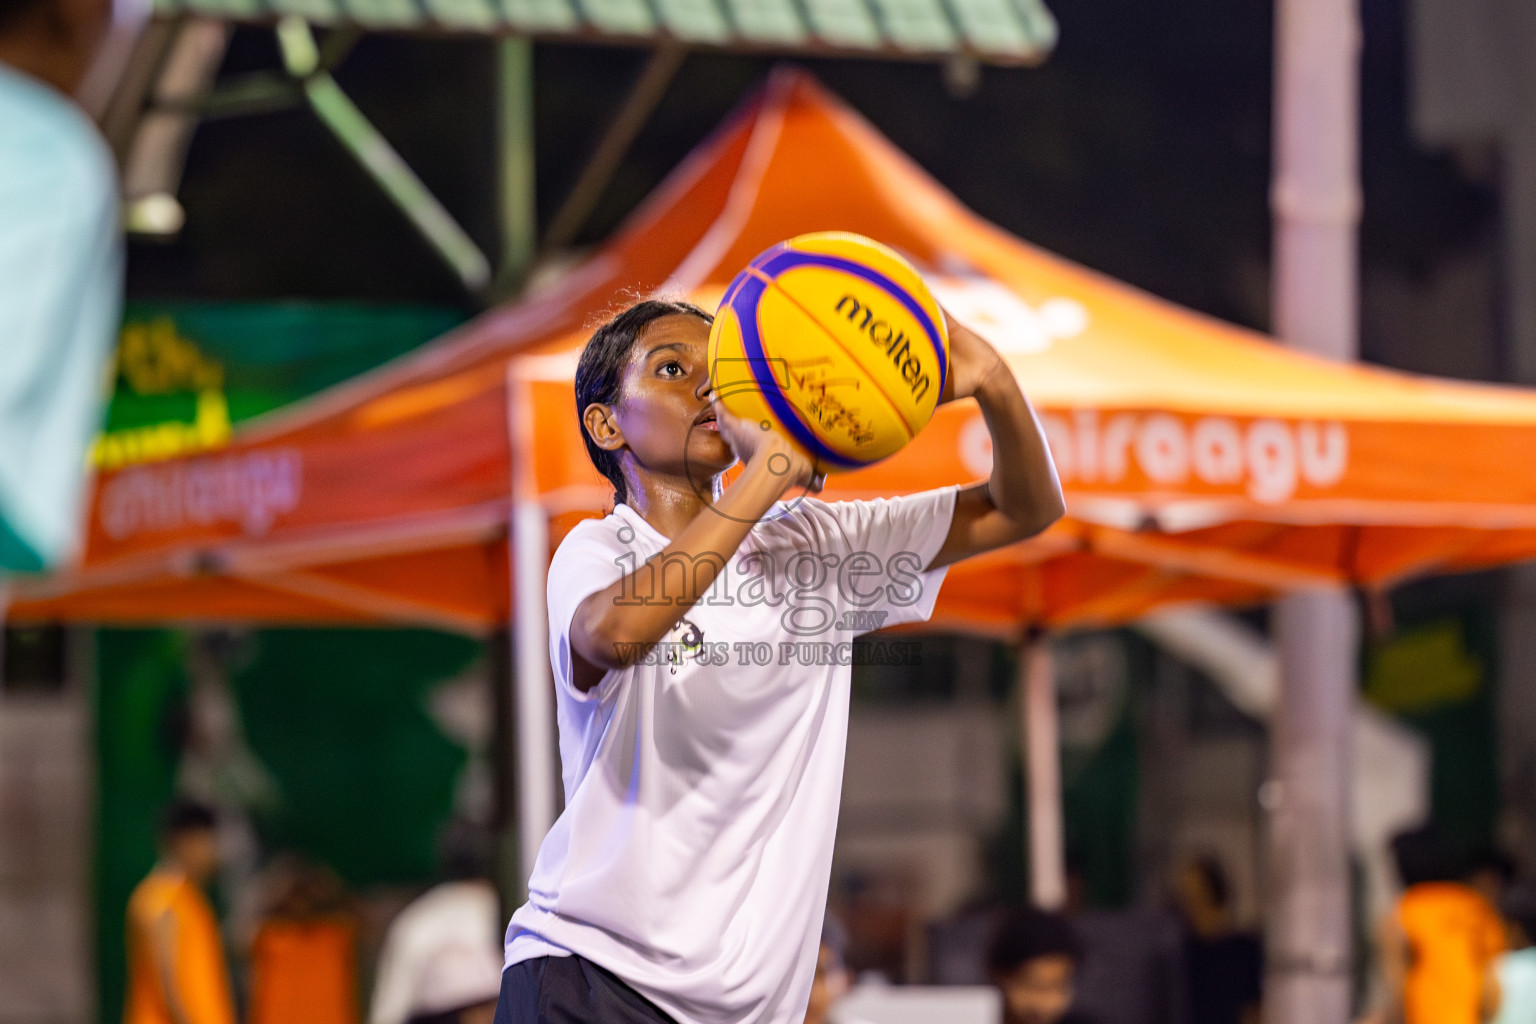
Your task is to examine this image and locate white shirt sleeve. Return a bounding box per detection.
[546,521,629,702]
[819,485,959,630]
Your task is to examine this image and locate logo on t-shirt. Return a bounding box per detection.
[663,617,705,674]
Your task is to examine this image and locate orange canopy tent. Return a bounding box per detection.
[15,69,1536,636]
[18,67,1536,894]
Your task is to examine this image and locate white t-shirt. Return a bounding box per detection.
[370,880,502,1024]
[505,486,959,1024]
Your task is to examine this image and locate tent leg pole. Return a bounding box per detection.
[510,501,556,904]
[489,624,517,916]
[1021,635,1066,909]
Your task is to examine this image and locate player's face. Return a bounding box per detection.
[995,955,1076,1024]
[614,314,734,481]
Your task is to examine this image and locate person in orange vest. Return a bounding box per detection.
[248,854,360,1024]
[1365,825,1506,1024]
[124,799,237,1024]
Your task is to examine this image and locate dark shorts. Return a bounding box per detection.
[493,955,678,1024]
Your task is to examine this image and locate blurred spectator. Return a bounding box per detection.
[0,0,122,573]
[986,907,1093,1024]
[404,944,501,1024]
[1466,849,1518,909]
[927,907,997,985]
[926,874,1179,1023]
[1486,884,1536,1024]
[124,799,237,1024]
[370,821,499,1024]
[803,914,852,1024]
[1365,825,1505,1024]
[1069,907,1182,1024]
[248,855,360,1024]
[1174,854,1262,1024]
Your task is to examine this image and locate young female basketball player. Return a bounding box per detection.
[494,298,1064,1024]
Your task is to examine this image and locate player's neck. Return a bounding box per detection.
[151,860,191,883]
[622,473,715,540]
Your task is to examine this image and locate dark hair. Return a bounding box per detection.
[574,299,713,506]
[437,818,491,882]
[1467,848,1517,886]
[405,1011,467,1024]
[1188,853,1231,910]
[1391,824,1456,887]
[160,798,217,839]
[0,0,53,34]
[985,907,1084,976]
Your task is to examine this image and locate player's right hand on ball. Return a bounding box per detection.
[712,394,824,494]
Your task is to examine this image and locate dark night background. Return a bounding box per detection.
[127,0,1502,382]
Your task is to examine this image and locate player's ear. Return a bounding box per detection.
[583,403,625,452]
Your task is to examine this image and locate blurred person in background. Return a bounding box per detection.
[1466,849,1518,910]
[248,854,360,1024]
[1485,883,1536,1024]
[986,907,1094,1024]
[404,944,503,1024]
[802,914,852,1024]
[1363,824,1505,1024]
[371,821,500,1024]
[1174,854,1262,1024]
[0,0,121,574]
[124,800,237,1024]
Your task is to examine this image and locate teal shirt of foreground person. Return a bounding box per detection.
[1492,947,1536,1024]
[0,58,121,571]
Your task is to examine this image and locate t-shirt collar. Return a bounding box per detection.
[611,502,671,546]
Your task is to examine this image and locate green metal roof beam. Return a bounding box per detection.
[153,0,1057,63]
[275,16,493,294]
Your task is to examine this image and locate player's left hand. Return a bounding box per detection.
[939,307,1007,404]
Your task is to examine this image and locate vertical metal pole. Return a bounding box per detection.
[1268,595,1358,1021]
[495,37,537,299]
[1269,0,1361,1019]
[1021,637,1066,910]
[1272,0,1361,358]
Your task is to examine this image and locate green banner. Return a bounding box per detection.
[92,303,483,1024]
[95,302,464,468]
[1365,605,1501,862]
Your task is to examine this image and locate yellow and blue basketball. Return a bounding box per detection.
[707,232,949,472]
